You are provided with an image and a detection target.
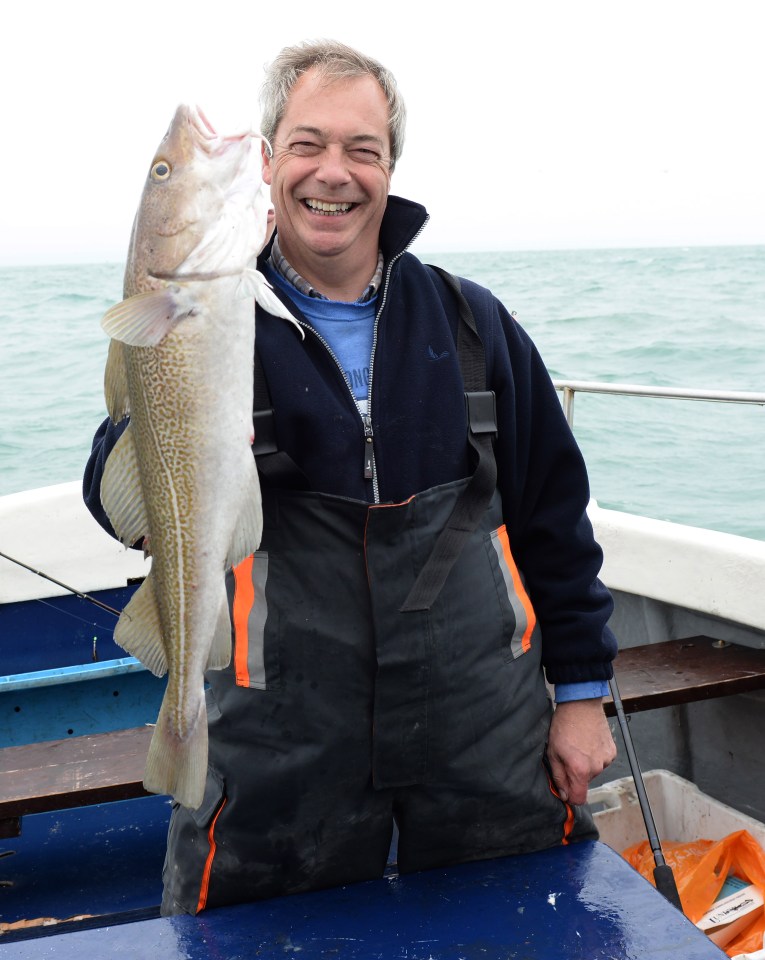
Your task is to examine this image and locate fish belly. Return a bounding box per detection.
[110,285,261,808]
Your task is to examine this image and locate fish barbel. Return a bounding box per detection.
[100,104,300,809]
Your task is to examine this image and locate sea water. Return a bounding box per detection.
[1,246,763,540]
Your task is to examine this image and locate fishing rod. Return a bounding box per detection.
[608,672,683,912]
[0,550,121,617]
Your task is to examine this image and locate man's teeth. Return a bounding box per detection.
[305,199,353,215]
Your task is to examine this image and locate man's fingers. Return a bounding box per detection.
[546,752,571,803]
[563,777,589,806]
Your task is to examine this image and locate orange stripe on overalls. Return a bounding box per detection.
[196,799,227,913]
[232,555,255,686]
[497,526,536,652]
[544,767,576,845]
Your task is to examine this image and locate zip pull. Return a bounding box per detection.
[363,416,376,480]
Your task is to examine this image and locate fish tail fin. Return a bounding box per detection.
[114,573,168,676]
[144,692,208,810]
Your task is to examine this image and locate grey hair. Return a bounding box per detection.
[259,39,406,172]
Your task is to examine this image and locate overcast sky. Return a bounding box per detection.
[2,0,763,266]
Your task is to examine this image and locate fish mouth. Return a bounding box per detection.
[193,105,217,137]
[186,105,260,156]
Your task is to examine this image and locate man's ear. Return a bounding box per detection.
[261,139,273,185]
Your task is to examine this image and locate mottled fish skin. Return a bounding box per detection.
[100,105,299,809]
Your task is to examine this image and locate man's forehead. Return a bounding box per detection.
[282,71,389,117]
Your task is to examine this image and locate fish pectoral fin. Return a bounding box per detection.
[247,269,305,339]
[101,424,149,547]
[103,339,131,423]
[225,460,263,568]
[101,286,197,346]
[144,690,208,810]
[114,574,169,677]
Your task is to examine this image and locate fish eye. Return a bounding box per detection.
[151,160,172,181]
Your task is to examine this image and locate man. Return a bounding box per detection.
[84,39,617,916]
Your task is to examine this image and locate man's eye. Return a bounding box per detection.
[350,148,380,162]
[291,141,321,156]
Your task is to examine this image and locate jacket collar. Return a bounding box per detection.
[378,195,429,262]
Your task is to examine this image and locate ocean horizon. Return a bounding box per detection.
[1,244,763,540]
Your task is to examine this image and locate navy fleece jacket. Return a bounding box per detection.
[83,195,617,686]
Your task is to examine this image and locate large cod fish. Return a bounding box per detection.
[100,105,299,809]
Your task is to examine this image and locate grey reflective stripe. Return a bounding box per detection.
[489,526,535,660]
[230,552,269,689]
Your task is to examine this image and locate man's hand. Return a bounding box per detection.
[546,697,617,805]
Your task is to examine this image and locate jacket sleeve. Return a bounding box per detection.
[82,415,130,541]
[465,280,617,685]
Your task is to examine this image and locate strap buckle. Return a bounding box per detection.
[252,409,279,457]
[465,391,497,438]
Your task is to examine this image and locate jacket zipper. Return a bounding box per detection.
[289,214,430,504]
[364,216,430,502]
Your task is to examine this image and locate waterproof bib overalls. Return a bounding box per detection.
[161,272,596,915]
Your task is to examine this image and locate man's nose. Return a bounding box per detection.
[315,145,352,186]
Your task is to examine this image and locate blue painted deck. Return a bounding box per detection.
[1,842,725,958]
[0,795,169,923]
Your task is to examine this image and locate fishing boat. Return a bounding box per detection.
[1,380,764,958]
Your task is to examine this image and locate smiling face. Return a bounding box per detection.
[263,68,392,299]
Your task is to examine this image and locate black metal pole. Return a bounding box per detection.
[609,672,684,912]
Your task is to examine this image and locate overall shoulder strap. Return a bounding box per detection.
[252,335,308,489]
[399,266,498,612]
[428,265,485,391]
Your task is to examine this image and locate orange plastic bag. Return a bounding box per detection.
[624,830,765,957]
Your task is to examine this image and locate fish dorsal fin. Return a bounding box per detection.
[104,339,131,423]
[114,573,169,678]
[101,286,197,346]
[101,423,149,548]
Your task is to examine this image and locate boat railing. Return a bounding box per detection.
[552,379,765,428]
